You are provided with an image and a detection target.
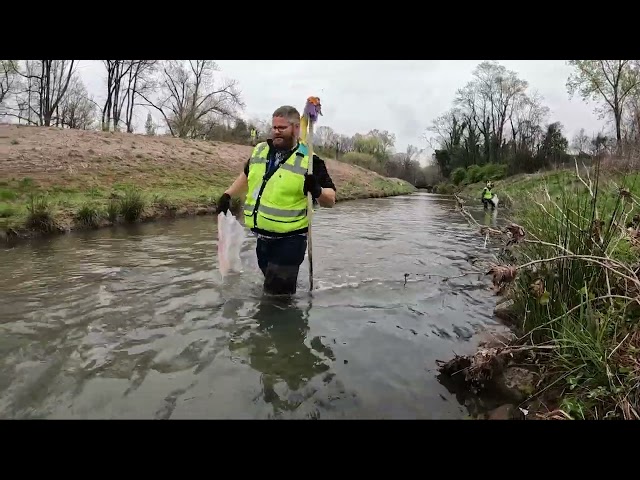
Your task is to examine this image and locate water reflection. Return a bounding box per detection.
[481,208,499,228]
[228,297,334,417]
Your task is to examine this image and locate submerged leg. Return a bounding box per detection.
[256,239,269,276]
[261,235,307,296]
[264,264,302,295]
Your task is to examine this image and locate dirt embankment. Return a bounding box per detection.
[0,124,414,242]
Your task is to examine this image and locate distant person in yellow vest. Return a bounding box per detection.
[216,105,337,295]
[481,181,495,210]
[250,128,257,145]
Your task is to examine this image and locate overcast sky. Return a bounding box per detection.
[77,60,608,164]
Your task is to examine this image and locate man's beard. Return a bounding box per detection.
[273,135,294,150]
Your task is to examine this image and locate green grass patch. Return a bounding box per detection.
[1,151,415,235]
[25,193,56,233]
[0,203,17,218]
[119,187,146,222]
[497,161,640,419]
[76,203,101,228]
[0,188,19,201]
[106,199,119,223]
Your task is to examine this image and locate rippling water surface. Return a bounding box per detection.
[0,192,507,419]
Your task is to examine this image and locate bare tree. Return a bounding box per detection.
[120,60,157,133]
[455,77,492,162]
[101,60,135,131]
[508,90,549,155]
[453,61,528,163]
[478,62,528,152]
[39,60,76,126]
[571,128,591,156]
[566,60,640,156]
[0,60,19,110]
[426,61,550,176]
[316,125,338,149]
[59,74,97,130]
[138,60,244,138]
[9,60,76,126]
[336,134,354,155]
[144,113,156,135]
[386,145,423,184]
[12,60,39,125]
[427,109,467,152]
[620,89,640,151]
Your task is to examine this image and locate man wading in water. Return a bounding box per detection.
[216,105,336,295]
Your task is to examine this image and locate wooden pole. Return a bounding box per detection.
[306,117,315,291]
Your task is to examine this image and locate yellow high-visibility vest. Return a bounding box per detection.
[243,141,310,233]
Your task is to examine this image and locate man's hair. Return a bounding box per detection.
[272,105,301,125]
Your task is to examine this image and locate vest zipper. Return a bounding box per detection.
[253,153,286,228]
[253,174,271,229]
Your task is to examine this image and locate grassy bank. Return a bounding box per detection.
[446,162,640,420]
[430,163,508,197]
[457,169,592,210]
[0,125,414,242]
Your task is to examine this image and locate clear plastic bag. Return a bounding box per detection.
[217,210,246,277]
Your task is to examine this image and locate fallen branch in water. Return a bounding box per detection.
[436,343,555,392]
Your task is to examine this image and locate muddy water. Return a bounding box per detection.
[0,193,507,419]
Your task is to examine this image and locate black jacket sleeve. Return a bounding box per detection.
[312,155,336,191]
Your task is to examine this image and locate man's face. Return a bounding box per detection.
[271,116,298,149]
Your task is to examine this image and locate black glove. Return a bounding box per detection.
[215,193,231,214]
[303,174,322,199]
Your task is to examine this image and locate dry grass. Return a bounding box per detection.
[0,124,414,239]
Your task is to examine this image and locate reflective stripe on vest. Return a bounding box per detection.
[243,141,310,233]
[249,145,307,176]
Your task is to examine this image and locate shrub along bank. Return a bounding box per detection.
[444,162,640,420]
[432,163,509,196]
